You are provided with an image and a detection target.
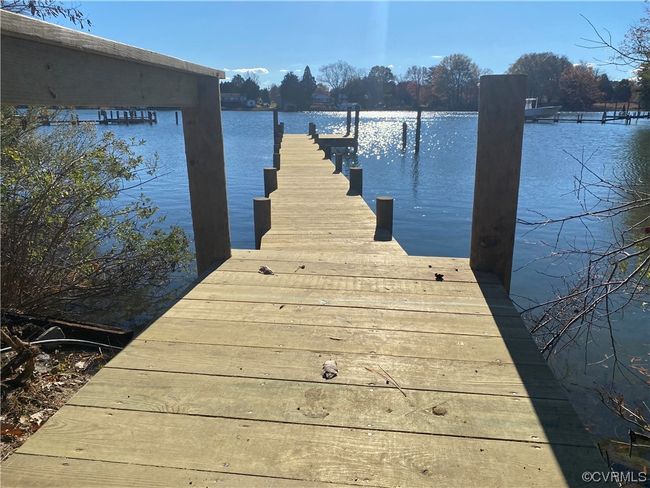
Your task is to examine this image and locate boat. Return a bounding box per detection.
[524,98,561,121]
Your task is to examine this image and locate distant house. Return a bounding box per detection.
[310,92,333,110]
[221,92,246,108]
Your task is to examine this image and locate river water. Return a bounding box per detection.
[85,109,648,443]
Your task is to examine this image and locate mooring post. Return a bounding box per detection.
[308,122,314,137]
[264,167,278,197]
[470,74,526,293]
[181,78,231,274]
[346,109,352,136]
[324,146,332,160]
[335,153,343,173]
[175,111,179,125]
[375,196,394,241]
[273,143,280,154]
[601,111,607,124]
[414,109,422,154]
[353,108,360,140]
[402,122,407,149]
[273,109,279,133]
[273,151,281,170]
[348,167,362,196]
[253,197,271,250]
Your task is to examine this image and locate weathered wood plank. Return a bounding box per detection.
[184,283,521,316]
[108,340,566,399]
[2,454,342,488]
[70,368,594,446]
[161,299,530,338]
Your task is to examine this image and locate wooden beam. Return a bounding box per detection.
[182,78,231,274]
[470,75,526,292]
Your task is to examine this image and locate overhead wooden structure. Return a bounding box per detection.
[0,11,230,273]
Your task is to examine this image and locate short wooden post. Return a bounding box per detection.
[273,109,279,133]
[254,197,271,250]
[601,111,607,124]
[264,167,277,197]
[348,167,362,196]
[273,143,280,154]
[323,146,332,159]
[414,109,422,154]
[110,110,114,119]
[470,74,526,293]
[353,108,360,140]
[175,111,179,125]
[182,78,231,274]
[402,122,407,149]
[273,151,281,170]
[334,153,343,173]
[375,196,393,241]
[346,109,352,136]
[308,122,314,136]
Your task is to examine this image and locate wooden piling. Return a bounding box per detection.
[273,143,280,154]
[264,167,278,197]
[375,196,393,241]
[346,109,352,136]
[414,109,422,154]
[348,167,362,196]
[253,197,271,250]
[324,146,332,160]
[353,108,360,140]
[402,122,407,149]
[273,151,281,170]
[273,109,279,133]
[175,111,179,125]
[181,78,231,274]
[334,153,343,173]
[470,74,526,293]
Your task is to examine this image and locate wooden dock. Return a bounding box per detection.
[3,134,607,487]
[2,13,608,486]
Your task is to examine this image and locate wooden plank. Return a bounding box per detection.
[138,317,546,365]
[182,77,230,273]
[202,270,507,297]
[69,368,594,446]
[161,299,531,338]
[1,36,199,107]
[15,406,606,487]
[470,75,526,292]
[0,11,224,78]
[108,340,566,399]
[217,257,496,283]
[183,283,521,316]
[2,454,343,488]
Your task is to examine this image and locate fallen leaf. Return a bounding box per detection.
[322,360,338,380]
[258,265,274,275]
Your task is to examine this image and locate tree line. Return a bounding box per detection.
[222,53,641,111]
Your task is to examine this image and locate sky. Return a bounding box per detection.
[58,1,646,86]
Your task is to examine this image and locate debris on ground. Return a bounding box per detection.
[432,405,448,416]
[258,265,274,275]
[435,273,445,282]
[294,264,306,272]
[322,360,338,380]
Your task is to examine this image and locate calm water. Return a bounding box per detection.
[85,109,648,442]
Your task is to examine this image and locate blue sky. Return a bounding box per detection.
[63,1,645,86]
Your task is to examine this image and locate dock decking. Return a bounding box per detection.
[2,134,607,487]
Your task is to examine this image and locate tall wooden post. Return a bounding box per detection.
[175,111,179,125]
[334,153,343,173]
[254,197,271,250]
[346,109,352,136]
[264,167,277,197]
[273,109,279,133]
[414,109,422,154]
[470,74,526,293]
[182,77,231,274]
[353,108,360,140]
[402,122,407,149]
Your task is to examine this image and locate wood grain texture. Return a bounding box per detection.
[15,406,606,487]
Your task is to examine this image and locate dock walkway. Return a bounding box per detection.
[3,134,606,487]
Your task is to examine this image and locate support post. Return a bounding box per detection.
[414,109,422,154]
[353,108,360,140]
[264,167,277,197]
[273,151,281,170]
[273,109,279,133]
[348,167,362,196]
[175,111,179,125]
[254,197,271,250]
[470,74,526,293]
[273,143,280,154]
[323,146,332,160]
[374,196,393,241]
[334,153,343,173]
[182,77,231,274]
[402,122,407,149]
[346,109,352,136]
